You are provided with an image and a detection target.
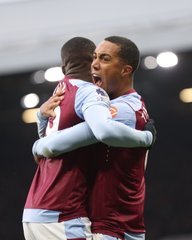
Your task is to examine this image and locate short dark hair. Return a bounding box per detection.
[61,37,96,65]
[104,36,140,73]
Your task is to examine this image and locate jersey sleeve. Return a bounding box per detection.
[76,85,152,148]
[32,106,152,158]
[32,86,152,158]
[74,85,110,119]
[36,110,48,138]
[32,122,98,158]
[83,104,152,148]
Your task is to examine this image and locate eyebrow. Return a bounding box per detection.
[94,52,111,57]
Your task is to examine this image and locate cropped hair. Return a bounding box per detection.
[104,36,140,72]
[61,37,96,64]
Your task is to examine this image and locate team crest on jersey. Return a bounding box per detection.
[95,88,109,103]
[110,106,118,118]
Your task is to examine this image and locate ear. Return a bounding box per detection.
[121,64,133,77]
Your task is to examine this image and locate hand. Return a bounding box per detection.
[40,85,65,118]
[144,119,157,148]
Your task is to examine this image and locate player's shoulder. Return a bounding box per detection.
[111,91,143,111]
[77,83,108,98]
[67,78,91,87]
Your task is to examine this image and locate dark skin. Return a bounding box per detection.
[45,40,133,117]
[37,39,156,163]
[41,51,94,118]
[40,87,64,118]
[36,51,94,162]
[61,53,94,82]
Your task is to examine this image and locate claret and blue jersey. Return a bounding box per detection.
[23,76,150,239]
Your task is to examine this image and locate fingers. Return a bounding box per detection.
[40,94,64,118]
[39,83,65,118]
[52,94,64,103]
[48,110,56,118]
[55,83,66,96]
[44,94,64,108]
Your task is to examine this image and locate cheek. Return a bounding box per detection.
[98,80,108,92]
[103,79,114,93]
[107,71,118,85]
[103,68,118,90]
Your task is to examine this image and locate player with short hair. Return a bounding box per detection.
[23,36,155,240]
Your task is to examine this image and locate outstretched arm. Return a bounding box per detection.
[33,85,156,160]
[83,104,153,147]
[33,121,98,158]
[32,104,154,159]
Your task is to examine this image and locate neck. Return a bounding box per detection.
[65,68,92,82]
[109,79,133,100]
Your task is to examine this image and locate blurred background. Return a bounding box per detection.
[0,0,192,239]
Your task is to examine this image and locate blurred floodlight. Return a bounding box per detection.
[143,56,158,69]
[179,88,192,103]
[156,52,178,68]
[44,67,64,82]
[31,70,46,84]
[22,108,39,124]
[21,93,39,108]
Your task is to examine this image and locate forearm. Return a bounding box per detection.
[84,105,152,147]
[36,111,48,138]
[32,122,98,157]
[33,103,153,159]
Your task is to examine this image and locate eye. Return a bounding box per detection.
[101,55,110,62]
[93,53,97,60]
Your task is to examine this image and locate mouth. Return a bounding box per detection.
[92,73,103,87]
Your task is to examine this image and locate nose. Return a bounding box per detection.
[91,58,99,70]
